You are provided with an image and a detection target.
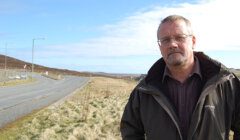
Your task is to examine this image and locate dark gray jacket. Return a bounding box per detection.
[120,52,240,140]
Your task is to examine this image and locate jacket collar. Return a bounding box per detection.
[145,51,223,85]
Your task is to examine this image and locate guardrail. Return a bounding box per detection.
[0,69,30,82]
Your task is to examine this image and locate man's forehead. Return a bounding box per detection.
[160,20,186,29]
[159,21,188,35]
[160,23,187,34]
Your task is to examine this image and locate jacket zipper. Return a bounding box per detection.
[187,83,216,139]
[138,73,232,140]
[138,86,183,140]
[187,73,232,139]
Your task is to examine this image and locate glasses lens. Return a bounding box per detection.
[158,34,192,46]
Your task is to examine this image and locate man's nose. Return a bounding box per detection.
[168,38,178,47]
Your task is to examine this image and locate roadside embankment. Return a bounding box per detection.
[0,77,136,140]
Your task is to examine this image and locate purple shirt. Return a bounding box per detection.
[162,57,203,140]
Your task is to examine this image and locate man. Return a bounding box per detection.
[120,15,240,140]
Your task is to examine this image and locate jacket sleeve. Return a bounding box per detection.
[120,88,145,140]
[231,76,240,140]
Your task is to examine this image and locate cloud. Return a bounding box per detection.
[40,0,240,61]
[186,0,240,51]
[22,0,238,73]
[101,0,240,52]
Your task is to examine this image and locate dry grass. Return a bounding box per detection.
[0,76,234,140]
[234,71,240,78]
[0,78,36,87]
[0,77,136,140]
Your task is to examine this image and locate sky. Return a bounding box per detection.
[0,0,240,74]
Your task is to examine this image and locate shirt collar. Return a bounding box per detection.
[162,56,202,83]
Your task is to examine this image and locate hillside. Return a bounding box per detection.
[0,54,93,77]
[2,54,238,79]
[0,54,140,79]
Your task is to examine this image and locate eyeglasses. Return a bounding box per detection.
[157,34,192,47]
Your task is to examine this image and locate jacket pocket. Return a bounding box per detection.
[194,104,225,140]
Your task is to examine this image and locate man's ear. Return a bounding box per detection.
[192,35,196,50]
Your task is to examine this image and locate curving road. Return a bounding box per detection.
[0,74,89,128]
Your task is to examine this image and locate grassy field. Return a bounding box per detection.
[234,71,240,78]
[0,76,234,140]
[0,77,136,140]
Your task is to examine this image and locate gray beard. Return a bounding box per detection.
[166,54,187,66]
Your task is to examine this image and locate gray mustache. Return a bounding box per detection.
[168,49,183,56]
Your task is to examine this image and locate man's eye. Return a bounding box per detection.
[161,38,170,44]
[175,36,185,41]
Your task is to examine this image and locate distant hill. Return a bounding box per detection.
[0,54,140,79]
[0,54,92,77]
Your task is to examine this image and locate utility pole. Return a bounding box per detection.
[4,43,7,78]
[32,38,44,79]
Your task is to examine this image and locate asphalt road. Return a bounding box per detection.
[0,74,89,128]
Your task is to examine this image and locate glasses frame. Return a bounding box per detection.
[157,34,193,47]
